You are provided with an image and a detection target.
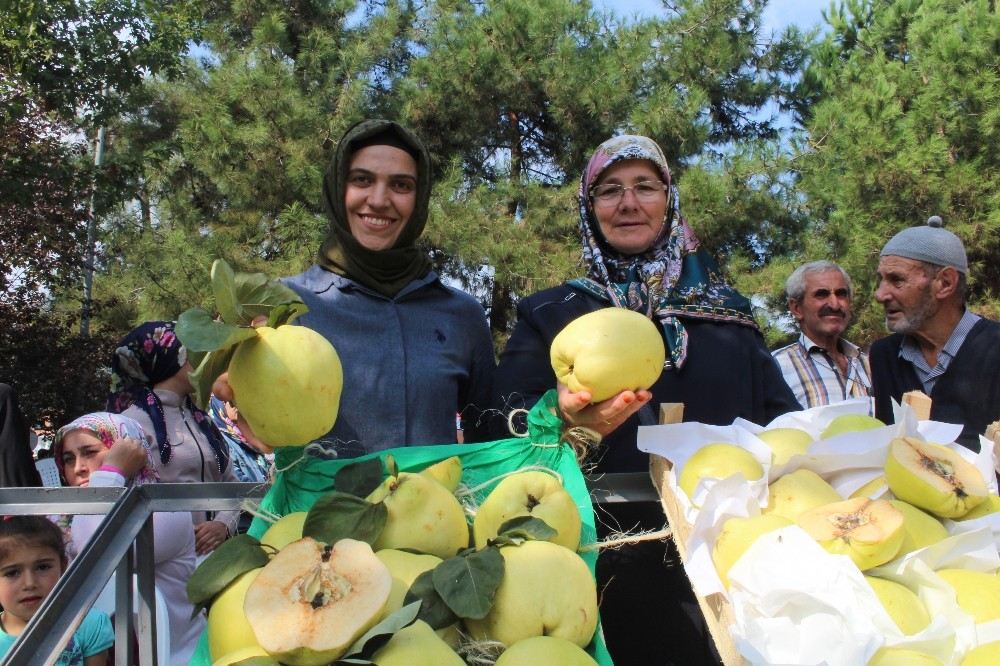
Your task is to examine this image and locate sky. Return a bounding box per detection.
[594,0,831,34]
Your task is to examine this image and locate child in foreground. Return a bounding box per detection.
[0,515,112,665]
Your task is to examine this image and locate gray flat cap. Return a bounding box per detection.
[880,215,968,274]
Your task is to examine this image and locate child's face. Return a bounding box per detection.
[0,543,64,634]
[59,430,108,487]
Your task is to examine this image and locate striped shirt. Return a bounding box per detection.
[772,333,872,410]
[898,309,981,394]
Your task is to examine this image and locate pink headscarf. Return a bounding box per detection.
[53,412,159,486]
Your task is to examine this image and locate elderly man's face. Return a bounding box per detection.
[874,256,938,334]
[790,270,852,343]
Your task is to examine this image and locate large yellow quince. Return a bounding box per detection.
[712,513,793,589]
[496,635,597,665]
[678,443,763,500]
[464,540,598,648]
[473,470,581,551]
[550,308,665,402]
[228,324,343,447]
[207,568,262,661]
[764,469,842,521]
[865,575,930,635]
[367,473,470,559]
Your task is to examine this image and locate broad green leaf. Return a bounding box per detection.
[496,515,557,542]
[188,344,238,411]
[335,601,421,662]
[403,570,458,631]
[432,546,504,620]
[211,258,240,324]
[185,534,268,615]
[302,491,387,546]
[234,271,305,325]
[334,458,387,498]
[176,308,257,353]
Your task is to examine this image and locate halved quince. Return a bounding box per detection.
[244,537,391,665]
[885,437,987,518]
[796,497,904,570]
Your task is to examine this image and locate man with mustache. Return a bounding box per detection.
[870,216,1000,449]
[772,260,873,410]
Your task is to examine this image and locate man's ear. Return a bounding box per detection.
[933,266,960,300]
[788,298,804,322]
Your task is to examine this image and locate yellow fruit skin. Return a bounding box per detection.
[850,475,888,500]
[464,541,598,648]
[550,308,665,402]
[712,514,793,588]
[868,647,942,665]
[956,494,1000,521]
[368,473,470,559]
[259,512,307,550]
[496,636,598,665]
[421,456,462,492]
[887,500,948,556]
[228,325,343,447]
[936,569,1000,623]
[473,470,581,551]
[371,620,464,666]
[764,469,842,521]
[961,642,1000,666]
[864,576,930,635]
[678,443,763,499]
[207,568,262,661]
[884,438,987,518]
[211,645,270,666]
[820,414,885,439]
[757,428,813,465]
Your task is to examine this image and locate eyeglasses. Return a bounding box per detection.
[590,180,668,205]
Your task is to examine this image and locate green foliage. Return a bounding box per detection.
[778,0,1000,345]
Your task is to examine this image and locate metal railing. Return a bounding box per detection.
[0,473,656,666]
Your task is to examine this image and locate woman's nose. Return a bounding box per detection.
[367,182,389,208]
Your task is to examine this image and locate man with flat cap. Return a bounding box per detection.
[871,215,1000,449]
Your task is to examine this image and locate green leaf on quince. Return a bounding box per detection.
[496,515,558,542]
[211,258,239,324]
[334,601,421,663]
[334,458,387,498]
[432,546,504,620]
[303,491,387,546]
[185,534,268,615]
[187,342,238,411]
[404,570,459,630]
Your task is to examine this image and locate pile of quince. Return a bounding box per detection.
[675,415,1000,666]
[189,456,601,666]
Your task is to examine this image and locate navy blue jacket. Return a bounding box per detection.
[870,317,1000,450]
[493,284,799,473]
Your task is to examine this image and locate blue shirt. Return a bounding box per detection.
[1,609,113,665]
[898,309,981,394]
[284,265,495,457]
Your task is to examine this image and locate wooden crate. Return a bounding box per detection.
[648,403,745,666]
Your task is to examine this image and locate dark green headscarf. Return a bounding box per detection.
[318,119,432,297]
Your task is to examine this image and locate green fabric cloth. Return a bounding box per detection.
[316,119,432,297]
[190,390,612,665]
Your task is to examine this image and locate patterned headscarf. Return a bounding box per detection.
[53,412,158,486]
[317,119,433,297]
[106,321,229,472]
[572,134,759,369]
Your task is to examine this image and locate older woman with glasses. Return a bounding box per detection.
[493,134,798,663]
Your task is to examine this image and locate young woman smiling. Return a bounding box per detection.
[279,120,495,457]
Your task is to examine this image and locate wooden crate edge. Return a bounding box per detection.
[649,453,745,666]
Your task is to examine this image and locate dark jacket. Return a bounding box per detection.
[493,284,800,473]
[870,317,1000,450]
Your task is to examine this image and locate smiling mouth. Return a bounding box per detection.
[359,214,395,228]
